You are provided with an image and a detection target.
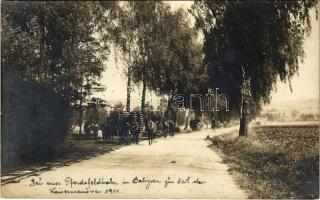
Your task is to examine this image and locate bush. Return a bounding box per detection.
[2,70,71,169]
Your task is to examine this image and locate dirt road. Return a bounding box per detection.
[1,128,247,198]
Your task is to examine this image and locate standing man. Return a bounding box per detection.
[132,113,140,144]
[145,117,153,145]
[168,121,175,137]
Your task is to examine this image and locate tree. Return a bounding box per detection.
[115,2,171,130]
[112,2,140,112]
[192,1,317,136]
[113,2,207,131]
[2,1,118,134]
[151,8,208,122]
[2,1,117,101]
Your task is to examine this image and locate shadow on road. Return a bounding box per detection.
[1,138,125,185]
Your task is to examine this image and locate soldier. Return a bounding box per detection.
[162,120,169,138]
[84,122,90,138]
[132,113,140,144]
[123,114,131,144]
[211,118,216,130]
[155,118,163,138]
[149,119,156,143]
[145,117,153,145]
[168,120,175,137]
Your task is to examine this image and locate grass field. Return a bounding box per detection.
[210,125,319,199]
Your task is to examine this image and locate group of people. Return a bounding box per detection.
[121,112,177,145]
[84,123,100,137]
[82,111,177,145]
[144,116,176,145]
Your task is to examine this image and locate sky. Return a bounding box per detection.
[271,9,319,102]
[98,2,319,106]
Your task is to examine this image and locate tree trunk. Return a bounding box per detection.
[239,67,250,136]
[140,78,147,135]
[141,79,147,113]
[174,113,177,127]
[79,80,83,135]
[239,111,248,136]
[126,68,132,112]
[39,14,45,82]
[239,99,248,136]
[184,110,190,130]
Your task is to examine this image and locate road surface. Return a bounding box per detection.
[1,128,247,198]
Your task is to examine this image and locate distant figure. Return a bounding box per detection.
[94,124,99,137]
[162,120,169,138]
[145,118,154,145]
[196,119,201,129]
[155,120,163,138]
[132,114,140,144]
[211,119,216,130]
[84,122,90,137]
[149,120,156,142]
[168,121,175,137]
[122,115,131,144]
[90,125,94,137]
[97,129,103,142]
[102,122,109,140]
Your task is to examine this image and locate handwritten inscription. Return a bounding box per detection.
[29,176,207,195]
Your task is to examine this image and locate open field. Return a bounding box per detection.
[210,125,319,199]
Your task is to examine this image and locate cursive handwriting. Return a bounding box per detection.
[29,176,207,195]
[64,177,118,190]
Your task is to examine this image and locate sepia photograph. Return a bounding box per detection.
[1,1,319,199]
